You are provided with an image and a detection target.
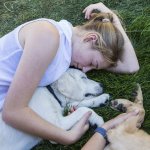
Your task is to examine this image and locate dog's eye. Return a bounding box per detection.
[81,76,87,79]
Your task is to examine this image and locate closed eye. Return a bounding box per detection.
[91,60,99,69]
[81,76,87,79]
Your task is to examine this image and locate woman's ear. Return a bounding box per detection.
[83,33,98,43]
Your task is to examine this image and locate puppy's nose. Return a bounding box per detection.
[99,82,103,88]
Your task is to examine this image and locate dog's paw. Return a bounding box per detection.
[97,93,110,107]
[89,114,104,128]
[111,100,127,112]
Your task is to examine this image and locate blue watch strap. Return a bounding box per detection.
[94,127,107,139]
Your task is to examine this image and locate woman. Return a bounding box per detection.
[0,2,139,145]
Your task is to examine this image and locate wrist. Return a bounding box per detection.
[57,130,75,145]
[65,130,77,145]
[101,124,109,131]
[94,127,109,145]
[95,127,107,137]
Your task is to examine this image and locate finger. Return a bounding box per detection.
[77,111,92,126]
[83,9,91,19]
[86,10,91,19]
[126,110,139,117]
[117,110,139,122]
[71,111,92,132]
[87,10,94,19]
[122,110,139,118]
[78,113,91,132]
[82,7,87,13]
[84,12,88,19]
[83,122,90,132]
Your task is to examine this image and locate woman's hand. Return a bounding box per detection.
[66,111,92,144]
[101,110,139,131]
[83,2,120,26]
[83,2,113,19]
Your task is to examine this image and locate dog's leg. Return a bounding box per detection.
[69,94,110,108]
[60,107,104,130]
[111,99,134,112]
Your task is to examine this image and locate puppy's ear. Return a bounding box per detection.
[134,84,143,105]
[57,73,74,97]
[137,109,145,127]
[56,73,83,100]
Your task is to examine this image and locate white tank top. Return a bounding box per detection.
[0,18,73,110]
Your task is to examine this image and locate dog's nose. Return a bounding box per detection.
[99,82,103,88]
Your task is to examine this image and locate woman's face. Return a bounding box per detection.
[71,40,110,73]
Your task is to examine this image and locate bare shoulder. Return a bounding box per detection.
[19,20,59,49]
[19,19,60,67]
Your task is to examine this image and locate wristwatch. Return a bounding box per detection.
[94,127,108,142]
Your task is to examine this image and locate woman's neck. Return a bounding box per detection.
[71,27,82,66]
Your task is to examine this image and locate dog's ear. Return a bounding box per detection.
[56,73,83,100]
[137,109,145,127]
[57,73,74,97]
[133,83,143,105]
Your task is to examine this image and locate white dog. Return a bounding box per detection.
[0,68,109,150]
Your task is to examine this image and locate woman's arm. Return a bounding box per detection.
[81,132,106,150]
[83,2,139,73]
[2,22,89,145]
[81,111,139,150]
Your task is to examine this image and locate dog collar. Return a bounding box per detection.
[46,85,62,106]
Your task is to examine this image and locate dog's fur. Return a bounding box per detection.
[0,68,109,150]
[105,84,150,150]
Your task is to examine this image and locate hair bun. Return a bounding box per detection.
[102,18,110,23]
[90,13,113,23]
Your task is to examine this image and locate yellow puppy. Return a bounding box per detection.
[105,84,150,150]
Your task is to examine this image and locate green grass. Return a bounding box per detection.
[0,0,150,149]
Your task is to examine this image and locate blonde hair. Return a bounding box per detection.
[81,13,124,66]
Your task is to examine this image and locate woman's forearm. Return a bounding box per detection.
[81,132,106,150]
[2,107,71,145]
[107,13,139,73]
[107,16,139,73]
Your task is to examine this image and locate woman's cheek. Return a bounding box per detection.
[82,66,95,73]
